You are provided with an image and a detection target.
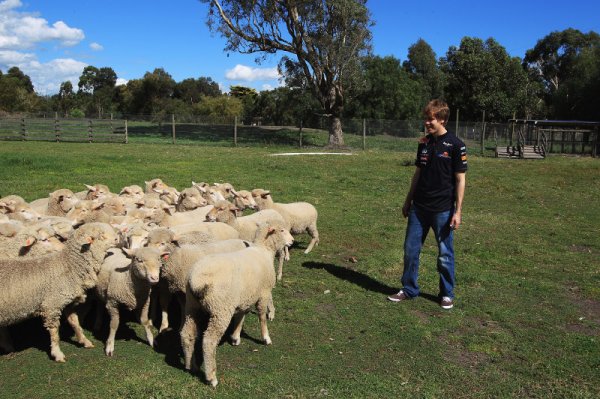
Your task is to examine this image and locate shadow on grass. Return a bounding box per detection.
[301,261,441,305]
[302,261,397,295]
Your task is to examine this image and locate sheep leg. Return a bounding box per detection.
[181,300,200,371]
[177,294,186,331]
[304,223,319,254]
[65,307,94,348]
[257,296,274,345]
[139,296,154,348]
[105,302,120,357]
[203,313,233,387]
[230,312,246,346]
[43,311,65,362]
[0,327,15,353]
[276,249,285,281]
[158,283,171,333]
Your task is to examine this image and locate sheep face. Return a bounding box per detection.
[119,185,144,200]
[144,228,176,253]
[205,200,237,223]
[232,190,258,211]
[6,203,42,223]
[177,187,207,211]
[145,178,168,194]
[49,189,78,213]
[127,247,163,285]
[85,184,111,200]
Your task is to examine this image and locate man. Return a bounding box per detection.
[388,99,467,309]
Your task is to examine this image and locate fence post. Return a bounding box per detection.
[125,119,129,144]
[362,119,366,150]
[299,120,303,148]
[21,118,26,141]
[54,112,60,142]
[455,109,459,139]
[480,110,486,155]
[171,114,176,144]
[234,116,238,147]
[510,112,515,146]
[88,119,93,143]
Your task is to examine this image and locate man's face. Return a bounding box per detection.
[424,114,446,135]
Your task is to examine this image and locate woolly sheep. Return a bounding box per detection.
[0,222,119,362]
[5,202,42,223]
[180,221,294,387]
[0,195,26,213]
[176,186,208,212]
[231,189,258,213]
[206,200,290,280]
[145,178,169,194]
[94,247,165,356]
[0,224,65,259]
[66,200,111,226]
[252,188,319,254]
[46,189,79,217]
[157,239,252,333]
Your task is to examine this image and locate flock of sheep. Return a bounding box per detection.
[0,179,319,387]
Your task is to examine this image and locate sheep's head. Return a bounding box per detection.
[145,228,177,253]
[124,247,164,285]
[205,200,237,223]
[119,185,144,199]
[49,189,78,213]
[232,189,258,211]
[84,184,111,200]
[74,222,120,266]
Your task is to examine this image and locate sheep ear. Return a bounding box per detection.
[119,188,129,195]
[92,201,105,211]
[164,205,175,216]
[85,184,95,191]
[231,189,240,197]
[267,226,276,235]
[122,247,134,257]
[23,236,36,247]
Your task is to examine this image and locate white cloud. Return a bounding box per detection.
[0,0,88,94]
[261,84,274,91]
[14,58,88,94]
[116,77,128,86]
[225,64,280,81]
[90,42,103,51]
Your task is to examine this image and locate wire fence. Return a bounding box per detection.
[1,113,598,156]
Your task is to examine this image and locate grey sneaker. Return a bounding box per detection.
[441,296,454,309]
[388,290,408,302]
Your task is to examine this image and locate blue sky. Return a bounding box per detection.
[1,0,598,95]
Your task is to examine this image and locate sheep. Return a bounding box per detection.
[119,185,145,201]
[154,187,180,206]
[231,189,258,213]
[176,186,208,212]
[206,200,290,280]
[66,200,111,226]
[5,202,42,223]
[0,195,26,213]
[252,188,319,254]
[0,219,23,238]
[45,189,79,217]
[84,183,113,200]
[94,247,165,356]
[145,178,169,194]
[0,224,65,259]
[180,221,294,387]
[0,222,119,362]
[157,239,252,333]
[212,182,235,200]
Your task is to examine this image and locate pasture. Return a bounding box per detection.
[0,139,599,398]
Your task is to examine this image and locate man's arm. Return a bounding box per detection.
[450,172,466,229]
[402,167,421,218]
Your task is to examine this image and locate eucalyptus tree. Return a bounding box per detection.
[403,38,445,101]
[201,0,374,147]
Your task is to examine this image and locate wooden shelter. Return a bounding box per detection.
[496,120,600,159]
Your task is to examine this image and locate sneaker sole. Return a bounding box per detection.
[441,304,454,309]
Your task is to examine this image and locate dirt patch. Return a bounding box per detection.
[565,286,600,336]
[568,244,596,254]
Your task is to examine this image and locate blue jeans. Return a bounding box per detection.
[401,205,455,299]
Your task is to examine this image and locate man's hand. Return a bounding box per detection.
[450,211,462,230]
[402,201,411,218]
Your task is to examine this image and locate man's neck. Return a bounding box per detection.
[432,127,447,138]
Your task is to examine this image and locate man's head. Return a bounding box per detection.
[423,99,449,136]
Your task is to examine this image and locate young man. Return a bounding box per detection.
[388,99,467,309]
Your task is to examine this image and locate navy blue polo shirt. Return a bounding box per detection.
[413,131,467,212]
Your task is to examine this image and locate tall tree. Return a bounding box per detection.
[403,38,444,100]
[58,81,75,116]
[7,66,34,93]
[441,37,532,121]
[524,28,600,117]
[348,55,423,120]
[174,77,221,103]
[201,0,374,147]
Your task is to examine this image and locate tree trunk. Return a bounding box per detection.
[327,115,345,148]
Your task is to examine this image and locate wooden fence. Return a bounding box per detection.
[0,117,127,143]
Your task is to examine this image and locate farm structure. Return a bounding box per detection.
[495,120,600,159]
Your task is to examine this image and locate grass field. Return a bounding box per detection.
[0,138,599,398]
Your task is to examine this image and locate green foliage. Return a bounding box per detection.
[0,142,599,398]
[441,37,533,121]
[404,38,445,100]
[347,55,423,120]
[193,95,243,117]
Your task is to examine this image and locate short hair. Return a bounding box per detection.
[423,99,450,125]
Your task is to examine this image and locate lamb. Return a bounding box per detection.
[94,247,165,356]
[231,189,258,213]
[145,178,169,194]
[4,202,42,223]
[0,224,65,259]
[180,221,294,387]
[252,188,319,254]
[0,222,119,362]
[45,189,79,216]
[157,239,252,333]
[176,186,208,211]
[206,200,290,280]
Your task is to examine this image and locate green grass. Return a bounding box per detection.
[1,140,599,399]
